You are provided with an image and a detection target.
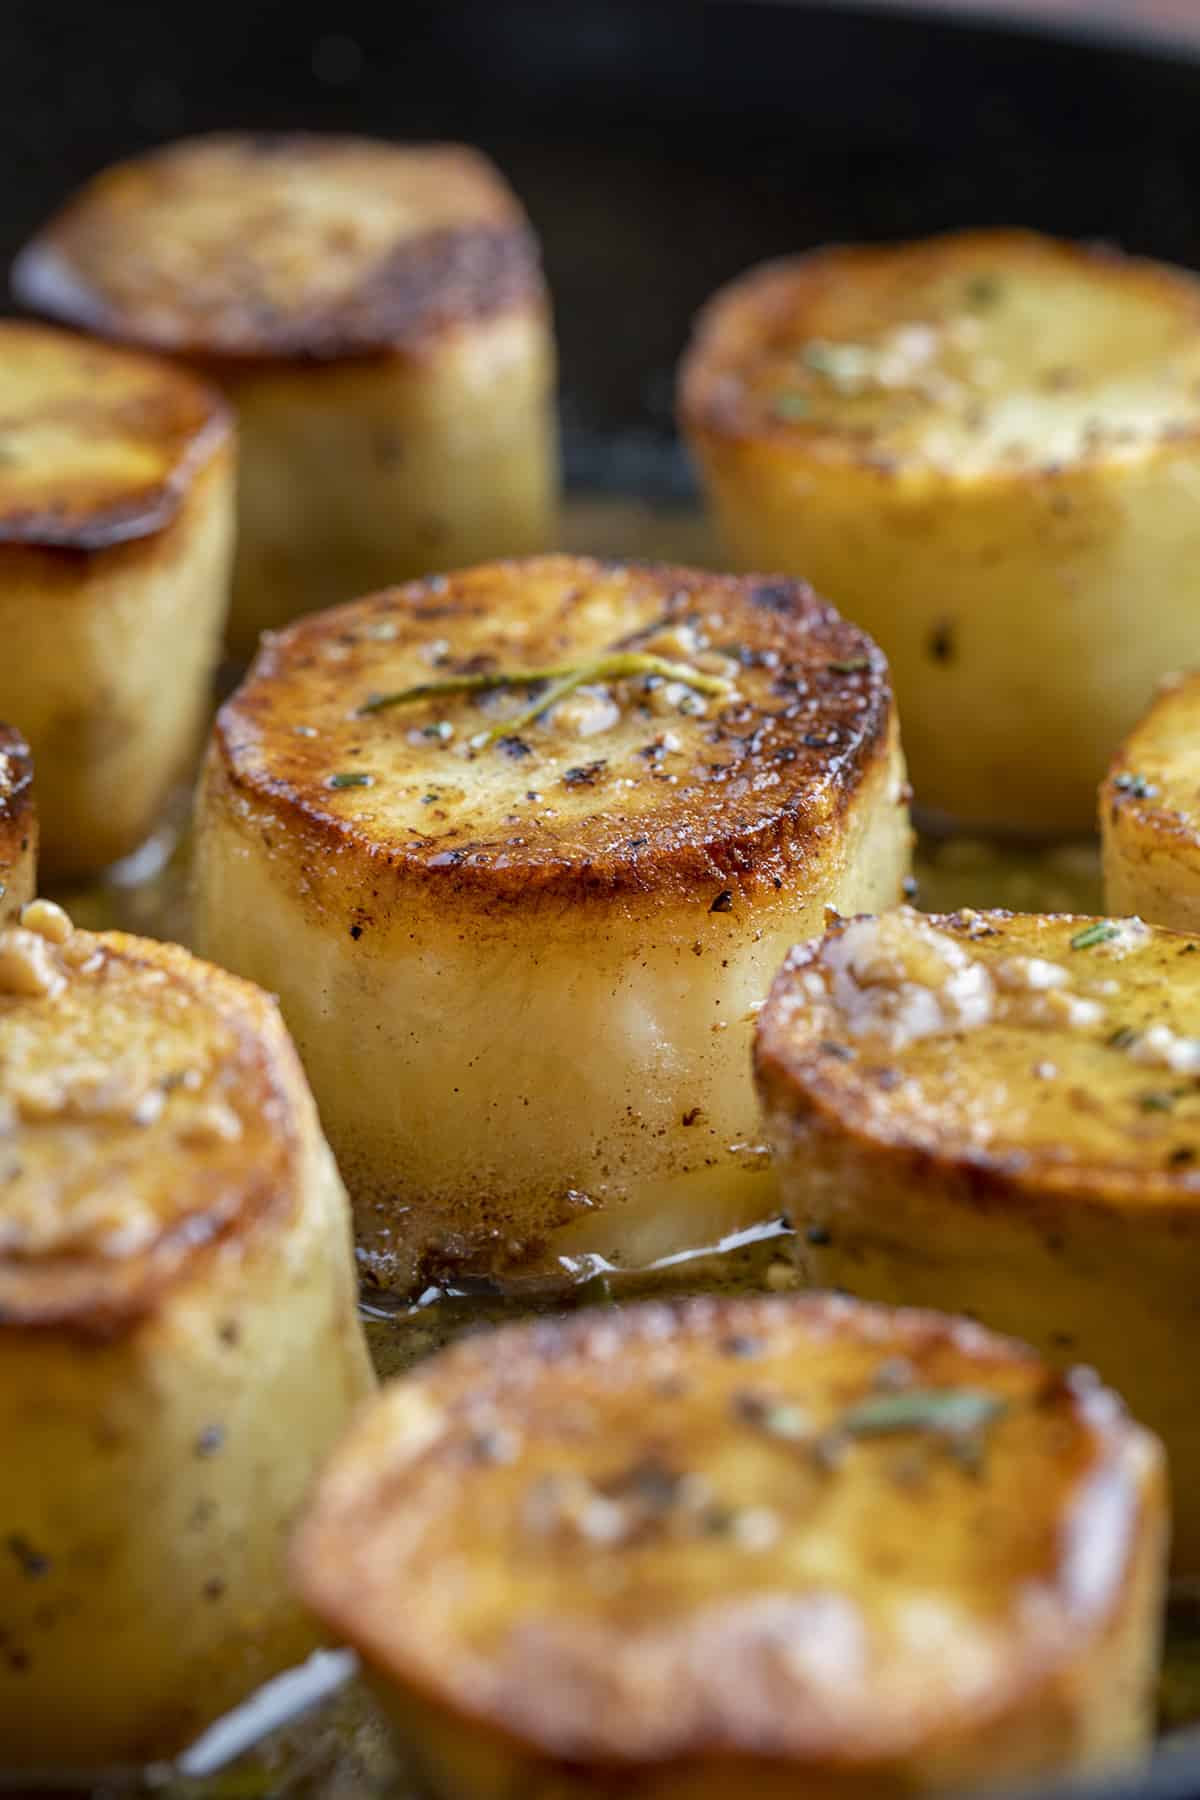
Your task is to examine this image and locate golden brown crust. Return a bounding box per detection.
[0,725,35,903]
[293,1291,1152,1770]
[756,907,1200,1223]
[0,925,302,1336]
[1103,673,1200,851]
[680,228,1200,478]
[0,321,230,550]
[14,134,545,365]
[211,555,895,913]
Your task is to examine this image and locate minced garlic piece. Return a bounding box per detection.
[178,1101,244,1147]
[1128,1023,1200,1074]
[823,910,995,1050]
[0,927,65,998]
[820,910,1110,1048]
[994,956,1069,993]
[19,898,73,944]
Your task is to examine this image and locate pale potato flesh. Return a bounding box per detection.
[1103,672,1200,932]
[219,315,556,656]
[194,555,911,1294]
[681,229,1200,832]
[293,1294,1165,1799]
[756,905,1200,1569]
[0,323,234,876]
[0,912,373,1768]
[0,725,35,924]
[14,135,558,655]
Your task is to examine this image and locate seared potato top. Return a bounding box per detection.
[14,134,544,362]
[0,908,300,1330]
[213,555,896,911]
[0,726,34,902]
[1105,673,1200,853]
[294,1292,1156,1767]
[757,905,1200,1207]
[0,321,229,549]
[680,229,1200,481]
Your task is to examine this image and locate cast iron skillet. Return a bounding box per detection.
[3,2,1200,1795]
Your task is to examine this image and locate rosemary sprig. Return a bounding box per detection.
[739,1382,1007,1475]
[811,1385,1006,1475]
[834,1387,1006,1442]
[1070,922,1121,952]
[358,652,735,749]
[771,391,811,422]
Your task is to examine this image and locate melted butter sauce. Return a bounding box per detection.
[36,499,1187,1794]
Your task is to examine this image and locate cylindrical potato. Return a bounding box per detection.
[756,903,1200,1570]
[0,906,374,1770]
[14,133,558,659]
[680,230,1200,833]
[0,322,233,877]
[0,725,36,923]
[193,556,911,1295]
[1102,672,1200,931]
[293,1293,1165,1799]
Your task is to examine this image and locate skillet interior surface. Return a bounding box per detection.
[4,4,1200,1796]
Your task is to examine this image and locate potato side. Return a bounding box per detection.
[1103,673,1200,932]
[0,725,36,923]
[0,452,234,876]
[13,134,558,659]
[215,311,556,659]
[757,905,1200,1570]
[194,557,911,1294]
[0,322,234,877]
[681,230,1200,833]
[0,916,374,1768]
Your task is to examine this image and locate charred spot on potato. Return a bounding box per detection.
[562,760,607,788]
[750,580,802,614]
[928,620,956,664]
[6,1537,50,1580]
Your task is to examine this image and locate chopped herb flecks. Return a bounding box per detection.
[359,652,734,750]
[759,1403,809,1440]
[327,771,373,789]
[772,391,811,421]
[802,340,873,388]
[833,1387,1005,1442]
[1113,772,1159,799]
[1070,922,1120,951]
[966,274,1002,308]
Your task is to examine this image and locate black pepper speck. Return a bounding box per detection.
[6,1537,49,1580]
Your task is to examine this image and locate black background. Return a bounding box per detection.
[3,0,1200,493]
